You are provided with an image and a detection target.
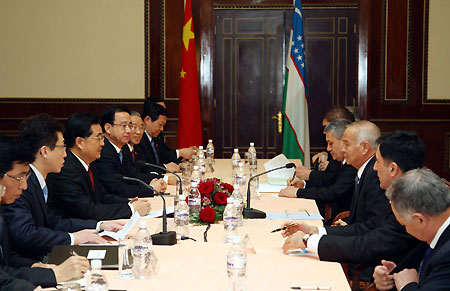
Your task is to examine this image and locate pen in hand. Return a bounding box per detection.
[271,223,297,233]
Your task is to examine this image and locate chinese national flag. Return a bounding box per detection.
[177,0,202,148]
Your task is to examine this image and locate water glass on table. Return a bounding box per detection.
[118,238,134,280]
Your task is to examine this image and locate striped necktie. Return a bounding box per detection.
[150,139,160,164]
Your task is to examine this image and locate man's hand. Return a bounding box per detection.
[333,219,348,226]
[99,220,126,232]
[167,175,178,185]
[279,186,298,198]
[393,269,419,291]
[166,162,180,173]
[373,260,396,291]
[150,178,167,193]
[319,160,329,171]
[52,255,90,282]
[281,222,318,237]
[72,229,108,245]
[282,231,306,254]
[295,164,312,180]
[312,152,328,163]
[178,147,195,159]
[287,177,305,188]
[132,200,151,216]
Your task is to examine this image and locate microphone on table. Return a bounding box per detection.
[244,162,296,219]
[114,174,177,245]
[135,160,183,198]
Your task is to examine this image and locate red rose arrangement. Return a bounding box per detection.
[194,178,234,224]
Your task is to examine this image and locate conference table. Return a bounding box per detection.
[93,159,350,290]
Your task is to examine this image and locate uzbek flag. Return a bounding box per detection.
[282,0,310,167]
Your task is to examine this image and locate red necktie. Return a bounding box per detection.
[88,167,95,190]
[131,150,136,163]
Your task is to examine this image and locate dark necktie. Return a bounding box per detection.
[150,139,160,164]
[88,167,95,190]
[418,247,432,279]
[348,176,360,222]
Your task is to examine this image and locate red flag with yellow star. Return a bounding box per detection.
[177,0,202,148]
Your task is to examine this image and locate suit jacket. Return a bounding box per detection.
[307,154,342,188]
[91,138,156,198]
[3,169,97,260]
[134,133,179,175]
[46,150,133,220]
[0,207,57,288]
[296,163,356,219]
[347,156,388,224]
[318,204,420,266]
[396,223,450,291]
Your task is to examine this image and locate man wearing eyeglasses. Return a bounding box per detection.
[3,114,125,261]
[91,106,166,198]
[46,113,152,221]
[0,135,92,290]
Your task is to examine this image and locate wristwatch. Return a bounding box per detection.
[302,233,311,247]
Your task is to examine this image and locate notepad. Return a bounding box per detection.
[266,212,324,220]
[144,205,175,218]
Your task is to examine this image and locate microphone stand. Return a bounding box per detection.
[135,161,183,198]
[243,163,296,219]
[115,174,177,245]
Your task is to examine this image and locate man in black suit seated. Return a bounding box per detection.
[279,118,357,220]
[295,105,355,187]
[47,113,151,220]
[91,106,166,198]
[3,114,124,261]
[282,131,424,287]
[373,169,450,291]
[135,100,195,175]
[0,135,89,290]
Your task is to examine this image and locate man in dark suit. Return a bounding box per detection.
[295,105,355,184]
[373,169,450,291]
[279,118,356,220]
[135,100,194,175]
[282,131,424,286]
[3,114,124,261]
[0,135,89,289]
[47,113,151,220]
[91,106,166,198]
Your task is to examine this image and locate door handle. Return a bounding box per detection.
[272,111,283,134]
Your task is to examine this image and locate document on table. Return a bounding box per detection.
[99,211,141,241]
[264,154,295,185]
[259,183,286,193]
[266,212,324,220]
[144,205,175,218]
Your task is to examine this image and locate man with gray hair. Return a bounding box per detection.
[279,119,357,220]
[373,169,450,290]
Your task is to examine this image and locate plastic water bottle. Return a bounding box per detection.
[234,162,247,189]
[227,236,246,291]
[86,260,108,291]
[223,197,238,243]
[133,220,152,279]
[196,147,207,179]
[232,184,244,227]
[231,149,241,176]
[188,182,201,222]
[206,139,215,164]
[174,194,189,237]
[190,165,201,185]
[250,172,260,199]
[248,142,257,173]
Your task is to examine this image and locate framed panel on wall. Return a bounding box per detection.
[0,0,150,103]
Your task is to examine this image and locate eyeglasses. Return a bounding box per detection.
[54,144,67,150]
[87,133,105,142]
[3,172,31,182]
[112,123,132,130]
[130,124,145,131]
